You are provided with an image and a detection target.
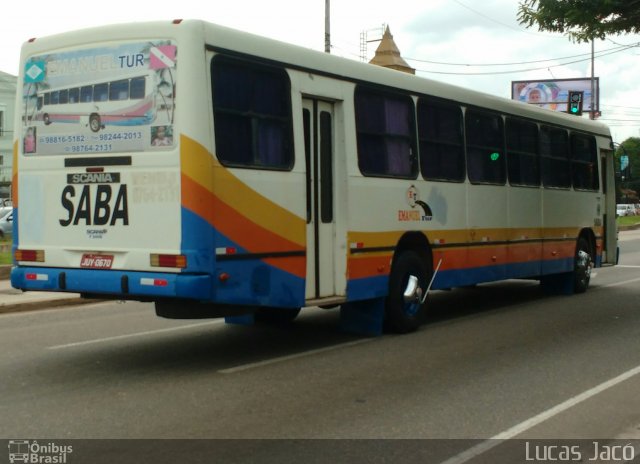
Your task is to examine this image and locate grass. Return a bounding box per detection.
[0,238,11,265]
[617,215,640,228]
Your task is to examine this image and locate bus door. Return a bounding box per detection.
[602,148,617,264]
[302,99,336,299]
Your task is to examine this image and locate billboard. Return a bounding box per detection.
[511,78,599,114]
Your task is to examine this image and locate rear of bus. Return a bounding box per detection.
[11,21,217,305]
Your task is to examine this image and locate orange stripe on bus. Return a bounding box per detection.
[348,255,392,280]
[349,241,579,280]
[182,175,305,278]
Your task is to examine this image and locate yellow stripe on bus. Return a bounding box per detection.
[180,135,305,247]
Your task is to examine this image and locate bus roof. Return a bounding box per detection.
[20,19,611,139]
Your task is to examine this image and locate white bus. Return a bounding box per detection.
[12,20,617,335]
[32,72,159,132]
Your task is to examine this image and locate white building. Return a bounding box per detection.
[0,70,16,200]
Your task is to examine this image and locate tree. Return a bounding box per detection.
[518,0,640,43]
[615,137,640,203]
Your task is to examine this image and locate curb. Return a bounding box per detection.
[0,297,102,315]
[618,224,640,231]
[0,265,104,315]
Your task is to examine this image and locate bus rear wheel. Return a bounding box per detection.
[385,250,430,333]
[89,114,101,132]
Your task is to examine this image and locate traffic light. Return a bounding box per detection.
[567,91,583,116]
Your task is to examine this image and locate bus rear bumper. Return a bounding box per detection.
[10,267,212,301]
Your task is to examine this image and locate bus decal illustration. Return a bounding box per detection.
[398,185,433,222]
[150,45,176,69]
[21,40,177,156]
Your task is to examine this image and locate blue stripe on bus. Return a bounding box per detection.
[345,258,577,301]
[11,267,213,300]
[181,207,305,308]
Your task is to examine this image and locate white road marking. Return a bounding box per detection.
[47,320,224,350]
[440,364,640,464]
[218,339,374,374]
[599,276,640,288]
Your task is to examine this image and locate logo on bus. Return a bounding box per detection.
[398,185,433,222]
[60,172,128,227]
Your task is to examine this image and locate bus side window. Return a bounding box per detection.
[68,88,79,103]
[80,86,93,103]
[211,56,293,170]
[417,98,465,182]
[93,83,108,102]
[58,89,69,104]
[571,134,599,191]
[506,117,540,187]
[465,110,506,185]
[354,86,417,179]
[109,79,130,101]
[540,126,570,189]
[130,77,146,99]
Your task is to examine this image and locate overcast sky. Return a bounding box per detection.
[2,0,639,142]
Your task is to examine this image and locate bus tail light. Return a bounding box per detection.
[15,249,45,262]
[150,254,187,268]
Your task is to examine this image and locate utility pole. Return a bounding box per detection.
[590,39,596,119]
[325,0,331,53]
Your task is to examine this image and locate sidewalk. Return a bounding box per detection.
[0,272,89,314]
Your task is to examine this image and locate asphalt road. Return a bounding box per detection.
[2,233,640,462]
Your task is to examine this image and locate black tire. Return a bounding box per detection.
[43,113,51,125]
[573,237,593,294]
[89,114,101,132]
[385,250,430,333]
[254,307,301,324]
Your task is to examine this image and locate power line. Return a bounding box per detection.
[412,44,637,75]
[404,43,637,67]
[451,0,564,38]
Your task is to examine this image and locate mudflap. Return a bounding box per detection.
[540,272,574,295]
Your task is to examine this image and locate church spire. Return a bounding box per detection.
[369,26,415,75]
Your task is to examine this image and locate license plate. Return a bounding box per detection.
[80,254,114,269]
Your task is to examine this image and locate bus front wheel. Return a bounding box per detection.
[573,237,593,294]
[89,114,101,132]
[385,250,430,333]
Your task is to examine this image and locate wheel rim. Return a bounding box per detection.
[576,249,592,287]
[402,273,424,317]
